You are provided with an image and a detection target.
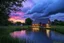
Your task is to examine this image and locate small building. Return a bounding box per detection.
[32,18,51,32]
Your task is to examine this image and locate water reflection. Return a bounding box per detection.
[10,29,64,43]
[51,31,64,42]
[10,30,53,43]
[10,30,27,39]
[46,29,50,37]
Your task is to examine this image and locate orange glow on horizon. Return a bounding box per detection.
[8,18,25,23]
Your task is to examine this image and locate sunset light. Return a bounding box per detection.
[0,0,64,43]
[8,18,25,23]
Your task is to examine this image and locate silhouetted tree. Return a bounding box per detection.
[51,19,64,26]
[0,0,25,26]
[54,19,59,25]
[25,18,33,25]
[15,22,21,26]
[59,21,64,26]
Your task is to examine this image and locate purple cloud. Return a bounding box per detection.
[9,0,35,22]
[26,0,64,21]
[50,13,64,21]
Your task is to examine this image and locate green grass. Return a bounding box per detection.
[0,26,30,43]
[51,25,64,34]
[0,35,26,43]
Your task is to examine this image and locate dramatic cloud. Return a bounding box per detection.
[9,0,64,22]
[27,0,64,17]
[9,0,35,23]
[9,11,25,23]
[50,13,64,21]
[22,0,34,8]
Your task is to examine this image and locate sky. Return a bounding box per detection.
[9,0,64,23]
[8,0,34,23]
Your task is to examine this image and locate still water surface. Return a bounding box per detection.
[10,30,64,43]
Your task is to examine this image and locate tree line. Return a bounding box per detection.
[51,19,64,26]
[15,18,33,26]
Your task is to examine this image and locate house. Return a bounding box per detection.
[32,18,51,32]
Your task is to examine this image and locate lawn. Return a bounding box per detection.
[0,26,29,43]
[51,25,64,34]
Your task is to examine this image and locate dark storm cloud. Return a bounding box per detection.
[26,0,64,17]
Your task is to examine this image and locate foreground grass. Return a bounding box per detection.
[51,25,64,34]
[0,26,30,43]
[0,35,26,43]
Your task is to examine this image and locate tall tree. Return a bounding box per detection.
[25,18,33,25]
[0,0,25,26]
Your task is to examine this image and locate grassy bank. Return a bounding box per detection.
[51,25,64,34]
[0,25,64,34]
[0,26,30,43]
[1,25,63,34]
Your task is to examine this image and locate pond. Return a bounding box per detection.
[10,29,64,43]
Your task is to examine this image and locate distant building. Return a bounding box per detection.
[32,18,51,32]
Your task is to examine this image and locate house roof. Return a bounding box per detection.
[32,18,50,24]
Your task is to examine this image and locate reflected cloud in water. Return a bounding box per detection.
[10,30,27,39]
[10,29,64,43]
[10,30,53,43]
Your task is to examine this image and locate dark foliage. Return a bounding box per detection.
[0,0,25,26]
[15,22,21,26]
[0,27,26,43]
[25,18,33,25]
[51,19,64,26]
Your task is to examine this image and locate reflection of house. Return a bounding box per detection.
[32,18,51,31]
